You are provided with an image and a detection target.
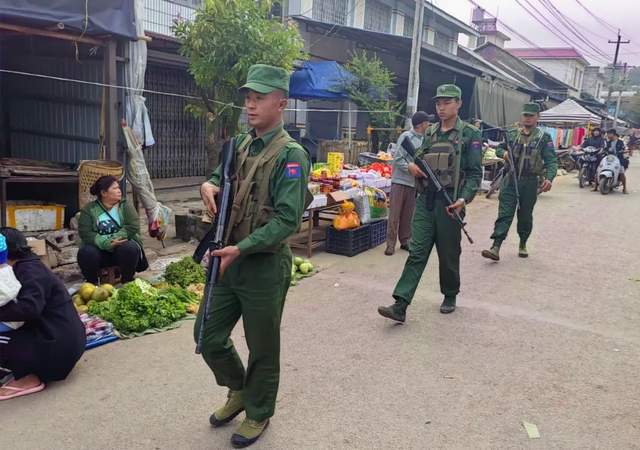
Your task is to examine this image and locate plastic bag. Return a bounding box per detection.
[333,201,361,230]
[353,187,388,224]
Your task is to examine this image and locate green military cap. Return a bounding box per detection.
[239,64,290,95]
[433,84,462,99]
[522,102,541,115]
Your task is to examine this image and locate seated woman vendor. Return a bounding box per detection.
[0,228,86,400]
[77,176,148,284]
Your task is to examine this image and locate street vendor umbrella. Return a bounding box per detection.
[121,120,171,243]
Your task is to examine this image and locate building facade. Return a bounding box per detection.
[508,48,588,96]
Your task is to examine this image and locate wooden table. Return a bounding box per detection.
[289,204,340,258]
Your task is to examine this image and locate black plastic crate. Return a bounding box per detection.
[369,219,388,248]
[325,224,371,257]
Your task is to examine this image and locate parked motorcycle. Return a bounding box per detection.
[597,153,622,195]
[577,146,601,188]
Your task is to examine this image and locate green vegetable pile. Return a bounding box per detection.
[290,257,316,286]
[88,279,189,333]
[164,257,206,288]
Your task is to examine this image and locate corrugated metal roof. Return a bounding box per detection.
[508,47,586,61]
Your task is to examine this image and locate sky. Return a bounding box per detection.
[432,0,640,67]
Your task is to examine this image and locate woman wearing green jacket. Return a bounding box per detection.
[77,176,147,284]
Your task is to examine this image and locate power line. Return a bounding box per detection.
[536,0,610,60]
[465,0,542,49]
[573,0,618,33]
[513,0,609,64]
[308,0,364,49]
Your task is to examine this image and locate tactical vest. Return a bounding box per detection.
[225,129,294,252]
[511,129,545,177]
[418,128,463,199]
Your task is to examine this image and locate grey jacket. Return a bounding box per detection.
[391,129,423,188]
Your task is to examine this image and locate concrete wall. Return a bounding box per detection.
[583,66,605,99]
[521,58,586,93]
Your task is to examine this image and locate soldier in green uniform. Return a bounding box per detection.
[196,64,310,448]
[481,103,557,261]
[378,84,482,321]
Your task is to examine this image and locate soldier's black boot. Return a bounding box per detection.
[377,300,408,323]
[440,296,456,314]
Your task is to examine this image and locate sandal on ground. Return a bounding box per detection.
[0,382,45,400]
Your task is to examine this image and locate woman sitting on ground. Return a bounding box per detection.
[0,228,86,400]
[77,175,148,284]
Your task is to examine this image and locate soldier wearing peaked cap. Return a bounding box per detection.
[378,84,483,320]
[481,102,558,261]
[196,64,311,448]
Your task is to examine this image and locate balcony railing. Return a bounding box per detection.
[143,0,200,37]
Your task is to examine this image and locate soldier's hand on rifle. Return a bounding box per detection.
[446,199,465,218]
[408,163,426,178]
[200,182,220,216]
[212,245,241,276]
[540,179,553,192]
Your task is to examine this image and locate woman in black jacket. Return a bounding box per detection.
[0,228,86,400]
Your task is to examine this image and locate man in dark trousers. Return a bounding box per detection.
[481,103,557,261]
[378,84,482,321]
[385,111,430,256]
[196,64,311,448]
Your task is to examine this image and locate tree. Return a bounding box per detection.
[343,51,403,151]
[173,0,306,169]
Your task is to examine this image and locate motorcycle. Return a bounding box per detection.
[597,153,622,195]
[577,146,601,188]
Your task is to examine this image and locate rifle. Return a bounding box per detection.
[401,137,474,244]
[194,138,236,354]
[503,133,521,210]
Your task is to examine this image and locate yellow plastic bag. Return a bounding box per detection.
[333,201,361,230]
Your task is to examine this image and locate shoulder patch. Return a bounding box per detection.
[546,140,554,148]
[471,140,482,152]
[285,162,302,179]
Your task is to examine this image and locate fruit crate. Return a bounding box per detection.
[369,219,388,248]
[325,224,371,257]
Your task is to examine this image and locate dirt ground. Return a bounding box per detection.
[3,165,640,449]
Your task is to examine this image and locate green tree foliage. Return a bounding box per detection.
[173,0,306,165]
[343,51,403,151]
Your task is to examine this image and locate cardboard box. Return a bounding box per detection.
[26,237,52,267]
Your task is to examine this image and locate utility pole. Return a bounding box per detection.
[405,0,425,128]
[613,62,628,125]
[605,30,630,126]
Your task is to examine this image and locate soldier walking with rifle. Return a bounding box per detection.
[481,103,557,261]
[196,64,311,448]
[377,84,482,321]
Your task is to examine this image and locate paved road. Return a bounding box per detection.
[4,165,640,449]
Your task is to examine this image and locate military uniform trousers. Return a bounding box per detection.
[393,192,463,303]
[194,247,292,422]
[490,175,539,244]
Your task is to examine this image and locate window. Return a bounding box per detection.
[404,15,414,38]
[434,31,453,53]
[172,0,202,6]
[364,0,391,33]
[313,0,350,25]
[477,36,486,46]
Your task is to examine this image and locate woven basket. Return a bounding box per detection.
[78,160,124,209]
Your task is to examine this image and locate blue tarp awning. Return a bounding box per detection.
[289,61,353,101]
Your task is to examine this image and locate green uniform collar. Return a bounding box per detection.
[249,122,284,151]
[433,117,464,135]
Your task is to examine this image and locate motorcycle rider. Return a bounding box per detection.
[582,127,605,150]
[599,129,628,194]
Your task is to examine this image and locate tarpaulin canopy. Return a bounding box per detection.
[289,61,353,101]
[539,99,602,125]
[0,0,137,40]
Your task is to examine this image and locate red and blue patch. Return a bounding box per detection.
[471,140,482,152]
[285,162,302,179]
[546,141,555,148]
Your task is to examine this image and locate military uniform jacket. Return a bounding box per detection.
[417,117,483,204]
[208,123,311,255]
[496,127,558,182]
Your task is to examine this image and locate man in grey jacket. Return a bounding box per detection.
[385,111,431,255]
